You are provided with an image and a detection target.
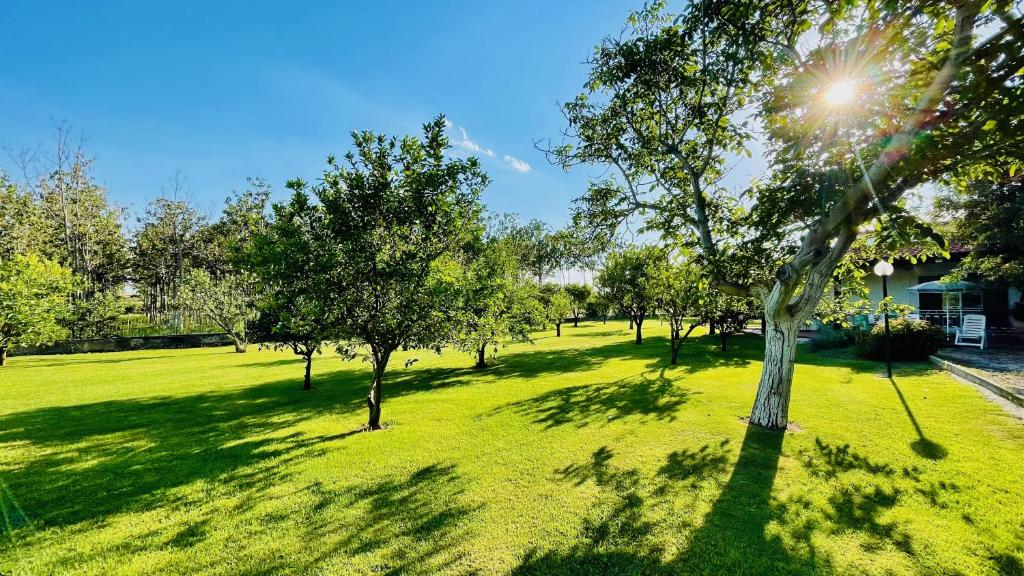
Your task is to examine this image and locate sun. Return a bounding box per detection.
[824,79,858,106]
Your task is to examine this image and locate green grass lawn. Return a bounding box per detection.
[1,321,1022,575]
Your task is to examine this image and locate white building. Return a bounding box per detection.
[862,246,1022,330]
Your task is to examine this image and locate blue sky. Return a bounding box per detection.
[0,1,661,226]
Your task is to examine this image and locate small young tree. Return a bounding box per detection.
[653,255,704,365]
[453,237,543,368]
[0,254,74,365]
[596,246,660,344]
[540,284,573,337]
[179,269,259,353]
[250,294,327,390]
[564,283,593,327]
[701,290,759,353]
[250,189,330,390]
[588,289,613,324]
[295,116,487,429]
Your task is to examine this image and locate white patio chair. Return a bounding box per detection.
[954,314,986,349]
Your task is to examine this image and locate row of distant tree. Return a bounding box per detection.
[0,124,251,337]
[0,117,765,431]
[0,122,603,342]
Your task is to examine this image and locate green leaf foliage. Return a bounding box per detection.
[0,254,75,355]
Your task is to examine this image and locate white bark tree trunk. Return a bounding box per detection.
[749,311,800,430]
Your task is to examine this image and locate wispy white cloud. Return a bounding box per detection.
[445,120,531,174]
[503,154,531,173]
[449,124,495,157]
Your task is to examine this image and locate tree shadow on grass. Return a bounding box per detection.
[512,432,777,575]
[6,336,689,537]
[565,327,631,339]
[512,424,972,575]
[783,436,965,564]
[0,360,480,535]
[512,445,708,575]
[796,345,938,377]
[290,463,483,576]
[485,347,605,379]
[6,353,183,368]
[485,335,779,430]
[492,367,696,428]
[668,425,797,575]
[887,377,949,460]
[660,334,759,375]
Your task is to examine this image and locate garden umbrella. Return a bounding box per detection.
[907,280,978,331]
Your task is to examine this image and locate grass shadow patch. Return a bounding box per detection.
[494,367,695,428]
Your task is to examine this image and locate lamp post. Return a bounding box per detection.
[874,260,895,378]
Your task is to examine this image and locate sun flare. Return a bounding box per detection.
[824,79,857,106]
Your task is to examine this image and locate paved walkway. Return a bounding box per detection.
[935,347,1024,399]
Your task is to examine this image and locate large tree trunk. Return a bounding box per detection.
[0,347,7,366]
[574,315,579,328]
[367,351,391,430]
[233,339,247,353]
[708,322,716,336]
[303,354,313,390]
[749,312,800,430]
[634,316,644,344]
[720,332,728,352]
[629,316,633,330]
[475,342,488,369]
[556,322,562,337]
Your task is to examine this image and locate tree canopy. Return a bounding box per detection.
[539,284,573,338]
[452,232,543,368]
[596,245,661,344]
[0,254,75,365]
[558,0,1024,429]
[289,116,487,429]
[939,178,1024,290]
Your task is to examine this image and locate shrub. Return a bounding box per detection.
[65,292,125,339]
[809,323,855,351]
[855,318,946,361]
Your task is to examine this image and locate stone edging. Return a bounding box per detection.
[930,355,1024,409]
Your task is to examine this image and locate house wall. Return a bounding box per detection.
[861,259,1021,324]
[865,267,920,308]
[862,259,965,309]
[865,261,957,303]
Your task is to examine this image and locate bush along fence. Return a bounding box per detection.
[68,311,221,340]
[11,333,234,357]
